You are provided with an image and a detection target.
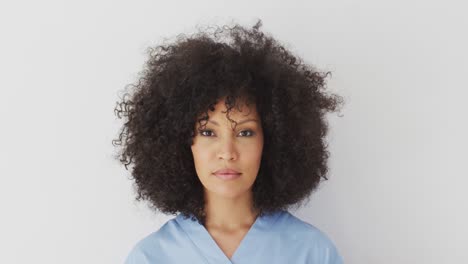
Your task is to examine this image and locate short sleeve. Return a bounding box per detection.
[124,244,150,264]
[304,226,344,264]
[326,241,344,264]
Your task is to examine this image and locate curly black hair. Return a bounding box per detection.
[112,19,344,225]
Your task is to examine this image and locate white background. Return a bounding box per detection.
[1,0,467,263]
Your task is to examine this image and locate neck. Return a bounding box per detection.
[203,189,258,231]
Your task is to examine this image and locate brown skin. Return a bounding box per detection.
[191,97,263,231]
[191,97,264,259]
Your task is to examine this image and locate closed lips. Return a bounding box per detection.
[213,169,241,174]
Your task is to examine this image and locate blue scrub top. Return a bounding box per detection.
[125,209,343,263]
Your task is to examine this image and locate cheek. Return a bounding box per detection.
[191,145,211,172]
[242,140,263,167]
[245,144,262,158]
[249,135,264,155]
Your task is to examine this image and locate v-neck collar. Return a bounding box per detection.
[175,210,284,264]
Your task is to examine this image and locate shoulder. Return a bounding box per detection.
[276,211,335,245]
[274,210,344,263]
[124,217,180,264]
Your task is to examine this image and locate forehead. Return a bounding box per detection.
[194,97,261,130]
[209,98,259,120]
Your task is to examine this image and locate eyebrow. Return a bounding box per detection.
[207,118,259,126]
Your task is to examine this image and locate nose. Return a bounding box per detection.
[217,137,238,161]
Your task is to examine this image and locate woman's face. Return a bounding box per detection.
[191,98,264,199]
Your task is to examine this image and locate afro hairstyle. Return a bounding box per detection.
[113,19,344,225]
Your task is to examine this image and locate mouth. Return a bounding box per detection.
[212,172,242,180]
[213,168,241,174]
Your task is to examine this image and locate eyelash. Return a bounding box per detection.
[198,129,255,137]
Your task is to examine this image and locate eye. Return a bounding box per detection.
[238,130,255,137]
[198,129,255,137]
[199,130,215,137]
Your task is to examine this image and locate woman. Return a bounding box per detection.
[113,19,344,263]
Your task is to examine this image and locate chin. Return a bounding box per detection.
[206,184,252,199]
